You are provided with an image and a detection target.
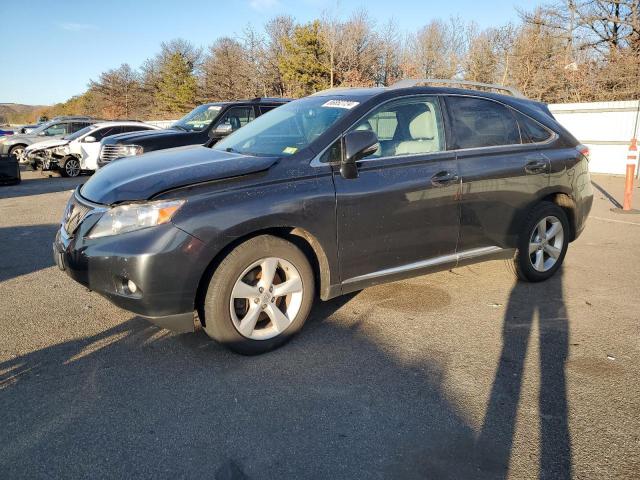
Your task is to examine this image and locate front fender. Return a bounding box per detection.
[170,172,339,299]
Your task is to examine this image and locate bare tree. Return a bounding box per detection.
[264,15,296,96]
[202,37,253,101]
[405,18,466,79]
[333,9,380,86]
[89,64,142,118]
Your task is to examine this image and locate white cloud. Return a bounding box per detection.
[57,22,97,32]
[249,0,281,11]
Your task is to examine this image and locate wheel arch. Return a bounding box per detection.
[8,143,28,153]
[541,191,577,241]
[194,226,333,327]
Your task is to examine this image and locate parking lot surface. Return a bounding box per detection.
[1,169,638,479]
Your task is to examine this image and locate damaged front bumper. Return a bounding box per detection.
[27,149,60,171]
[53,190,209,333]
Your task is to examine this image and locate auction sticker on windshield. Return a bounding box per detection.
[322,100,359,109]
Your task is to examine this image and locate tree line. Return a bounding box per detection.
[33,0,640,121]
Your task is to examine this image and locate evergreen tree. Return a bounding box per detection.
[279,21,330,97]
[157,52,198,115]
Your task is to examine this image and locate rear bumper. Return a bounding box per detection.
[572,170,594,240]
[53,209,208,333]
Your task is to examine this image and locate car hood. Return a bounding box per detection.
[25,138,68,152]
[8,133,63,144]
[102,127,187,144]
[81,145,279,205]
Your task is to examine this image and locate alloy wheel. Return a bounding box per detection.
[11,147,25,163]
[229,257,304,340]
[528,215,564,272]
[65,159,81,177]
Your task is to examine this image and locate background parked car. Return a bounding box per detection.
[97,98,289,167]
[0,128,14,137]
[16,123,41,134]
[27,121,161,177]
[0,117,99,164]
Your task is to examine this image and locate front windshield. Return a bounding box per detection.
[172,105,222,132]
[63,125,93,141]
[214,96,357,157]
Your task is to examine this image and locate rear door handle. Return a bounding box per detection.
[525,160,548,174]
[431,171,460,186]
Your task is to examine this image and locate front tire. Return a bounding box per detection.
[8,145,27,163]
[202,235,315,355]
[513,201,569,282]
[60,156,81,177]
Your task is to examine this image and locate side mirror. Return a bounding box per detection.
[340,130,379,179]
[84,135,96,143]
[210,123,233,138]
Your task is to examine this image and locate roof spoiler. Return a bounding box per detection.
[390,78,525,98]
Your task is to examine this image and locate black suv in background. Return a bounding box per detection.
[54,80,593,355]
[97,98,290,167]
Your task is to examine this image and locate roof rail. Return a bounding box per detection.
[390,78,525,98]
[249,97,292,103]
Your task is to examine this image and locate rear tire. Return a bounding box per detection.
[202,235,315,355]
[512,201,569,282]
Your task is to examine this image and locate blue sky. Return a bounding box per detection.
[1,0,530,105]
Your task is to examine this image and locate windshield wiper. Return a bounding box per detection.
[172,125,187,131]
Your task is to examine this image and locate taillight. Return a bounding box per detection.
[577,144,590,161]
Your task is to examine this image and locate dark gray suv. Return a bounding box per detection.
[53,80,593,354]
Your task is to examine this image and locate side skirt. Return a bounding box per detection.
[337,246,515,297]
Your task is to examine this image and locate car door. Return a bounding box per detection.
[80,127,122,170]
[209,106,256,144]
[41,122,69,138]
[332,95,460,289]
[445,95,552,252]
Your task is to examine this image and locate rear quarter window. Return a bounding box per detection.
[513,111,554,143]
[447,96,521,149]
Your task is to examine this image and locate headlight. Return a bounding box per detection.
[121,144,143,156]
[87,199,185,239]
[52,146,69,156]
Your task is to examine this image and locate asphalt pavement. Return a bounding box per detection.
[0,169,638,479]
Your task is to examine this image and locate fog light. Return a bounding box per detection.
[127,279,138,294]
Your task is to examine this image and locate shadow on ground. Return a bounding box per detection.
[478,270,571,479]
[0,224,59,282]
[0,172,85,200]
[0,273,572,479]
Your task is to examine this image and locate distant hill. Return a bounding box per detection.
[0,103,49,125]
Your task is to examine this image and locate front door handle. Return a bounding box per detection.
[525,160,548,174]
[431,171,460,186]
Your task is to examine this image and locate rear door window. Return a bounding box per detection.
[446,96,521,149]
[91,127,120,141]
[71,122,91,133]
[259,105,279,115]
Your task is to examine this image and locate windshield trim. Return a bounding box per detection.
[212,96,359,158]
[171,104,224,132]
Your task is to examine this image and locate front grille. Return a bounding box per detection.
[62,194,93,235]
[99,144,130,162]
